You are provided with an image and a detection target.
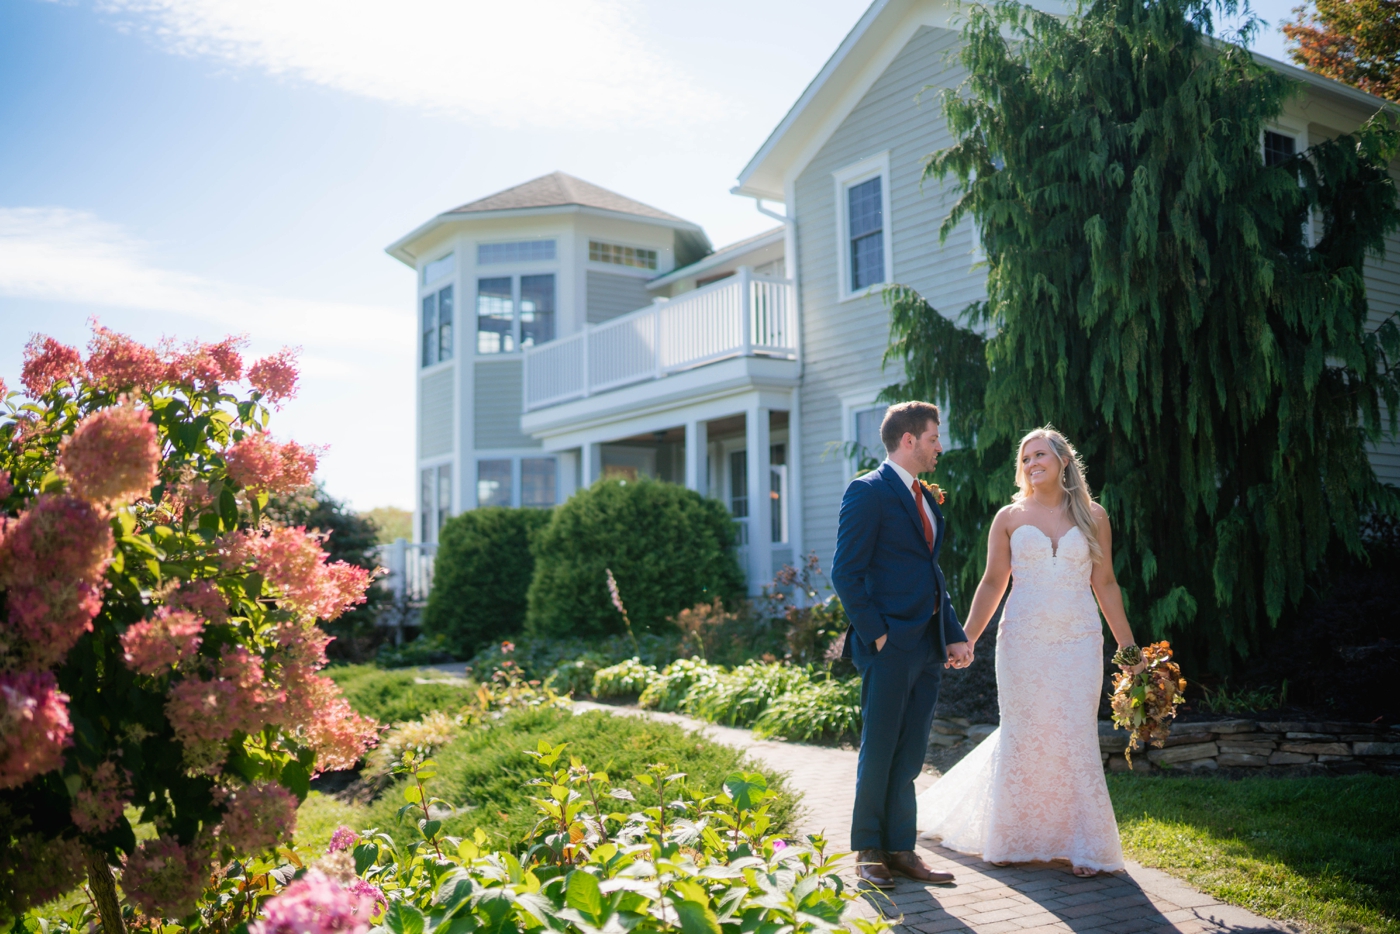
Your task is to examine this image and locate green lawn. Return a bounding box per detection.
[1109,773,1400,934]
[325,663,478,723]
[297,706,796,854]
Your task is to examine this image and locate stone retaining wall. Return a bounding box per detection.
[928,717,1400,773]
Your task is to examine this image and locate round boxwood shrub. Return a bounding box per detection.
[422,507,553,657]
[526,478,745,639]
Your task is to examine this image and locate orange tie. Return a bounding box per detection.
[912,480,933,551]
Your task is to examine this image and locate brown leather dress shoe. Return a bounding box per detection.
[885,850,955,884]
[855,849,896,889]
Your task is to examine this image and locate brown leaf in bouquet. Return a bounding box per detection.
[1110,641,1186,767]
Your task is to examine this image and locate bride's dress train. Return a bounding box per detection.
[916,525,1124,872]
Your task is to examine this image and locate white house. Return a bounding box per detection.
[388,0,1400,593]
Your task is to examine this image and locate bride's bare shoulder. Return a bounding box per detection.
[990,503,1026,531]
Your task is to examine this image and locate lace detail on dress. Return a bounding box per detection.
[916,524,1124,872]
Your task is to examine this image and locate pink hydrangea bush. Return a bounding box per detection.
[70,759,133,833]
[250,869,378,934]
[213,781,299,856]
[58,404,160,505]
[224,432,318,494]
[0,325,374,926]
[0,670,73,789]
[120,837,211,920]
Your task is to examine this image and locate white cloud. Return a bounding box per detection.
[0,206,409,353]
[91,0,722,129]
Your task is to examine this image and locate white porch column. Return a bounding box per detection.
[685,420,708,495]
[745,404,772,592]
[557,450,579,502]
[581,442,603,488]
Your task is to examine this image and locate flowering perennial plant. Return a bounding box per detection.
[0,324,378,930]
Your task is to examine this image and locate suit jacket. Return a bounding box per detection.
[831,462,967,655]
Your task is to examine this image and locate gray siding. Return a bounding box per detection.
[1364,181,1400,486]
[474,360,539,449]
[587,270,651,323]
[793,25,979,568]
[419,367,454,458]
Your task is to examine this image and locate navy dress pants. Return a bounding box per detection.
[850,630,943,852]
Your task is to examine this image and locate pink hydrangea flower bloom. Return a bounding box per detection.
[86,325,166,394]
[247,348,300,406]
[215,781,298,855]
[224,433,318,494]
[220,527,371,622]
[121,607,205,675]
[120,836,210,920]
[71,759,133,833]
[169,579,229,625]
[168,337,246,391]
[166,645,285,754]
[346,879,387,916]
[281,673,377,772]
[59,405,160,505]
[252,869,377,934]
[0,469,12,500]
[326,826,359,853]
[0,670,73,790]
[20,335,83,397]
[0,494,113,668]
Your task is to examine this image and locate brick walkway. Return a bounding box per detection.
[572,702,1291,934]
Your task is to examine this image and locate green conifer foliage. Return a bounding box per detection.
[883,0,1400,671]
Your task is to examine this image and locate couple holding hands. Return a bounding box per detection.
[831,401,1146,888]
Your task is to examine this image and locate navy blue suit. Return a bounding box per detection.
[831,462,967,852]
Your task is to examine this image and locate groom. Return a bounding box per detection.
[831,401,973,889]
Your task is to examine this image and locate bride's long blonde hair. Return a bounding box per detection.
[1012,426,1103,563]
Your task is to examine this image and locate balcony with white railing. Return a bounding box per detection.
[522,267,797,412]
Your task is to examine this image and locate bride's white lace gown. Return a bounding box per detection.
[916,524,1124,872]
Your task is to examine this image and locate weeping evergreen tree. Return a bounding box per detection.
[883,0,1400,672]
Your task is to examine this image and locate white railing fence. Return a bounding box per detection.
[375,538,437,608]
[523,267,796,411]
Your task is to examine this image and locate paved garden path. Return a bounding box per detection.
[571,701,1291,934]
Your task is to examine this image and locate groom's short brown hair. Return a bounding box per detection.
[880,401,941,452]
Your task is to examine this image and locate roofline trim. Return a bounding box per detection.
[646,227,786,289]
[384,204,709,267]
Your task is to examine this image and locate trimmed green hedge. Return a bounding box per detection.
[325,664,477,723]
[525,478,745,639]
[422,507,553,657]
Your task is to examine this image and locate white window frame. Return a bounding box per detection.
[587,239,661,272]
[833,151,894,302]
[841,392,888,477]
[1262,123,1313,246]
[474,270,557,356]
[421,251,455,287]
[417,457,454,543]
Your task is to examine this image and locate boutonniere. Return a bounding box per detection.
[919,479,945,505]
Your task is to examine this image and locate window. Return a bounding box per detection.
[848,177,884,291]
[421,284,453,367]
[854,406,885,468]
[477,274,556,354]
[770,443,787,544]
[833,152,892,299]
[422,252,454,285]
[436,464,452,534]
[1263,131,1296,168]
[477,459,512,507]
[478,240,556,265]
[729,449,748,545]
[520,274,555,348]
[477,278,514,354]
[521,457,557,507]
[420,463,452,542]
[590,241,658,270]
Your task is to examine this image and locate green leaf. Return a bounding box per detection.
[277,761,310,800]
[722,772,768,809]
[404,785,423,804]
[564,870,604,923]
[385,901,425,934]
[220,487,239,529]
[673,899,722,934]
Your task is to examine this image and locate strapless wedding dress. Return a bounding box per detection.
[915,525,1124,872]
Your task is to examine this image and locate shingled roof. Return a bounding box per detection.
[446,171,694,225]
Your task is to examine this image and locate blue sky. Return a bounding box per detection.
[0,0,1299,511]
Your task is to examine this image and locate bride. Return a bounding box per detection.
[916,426,1144,876]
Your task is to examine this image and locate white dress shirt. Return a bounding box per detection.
[884,458,937,550]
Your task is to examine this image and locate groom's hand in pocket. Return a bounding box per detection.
[874,634,888,653]
[945,641,973,669]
